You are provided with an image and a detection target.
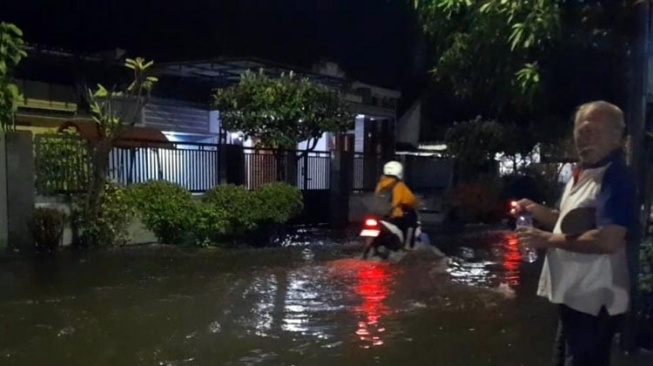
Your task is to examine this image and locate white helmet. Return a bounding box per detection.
[383,161,403,180]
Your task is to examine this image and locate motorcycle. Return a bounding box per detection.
[359,215,423,260]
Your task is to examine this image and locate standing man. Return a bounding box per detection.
[514,101,639,366]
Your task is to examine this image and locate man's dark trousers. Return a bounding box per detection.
[553,304,623,366]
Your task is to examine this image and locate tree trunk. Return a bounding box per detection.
[79,138,112,248]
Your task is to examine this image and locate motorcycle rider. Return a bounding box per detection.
[372,161,420,250]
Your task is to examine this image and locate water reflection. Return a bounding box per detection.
[0,230,563,366]
[502,234,522,287]
[353,263,394,348]
[447,231,522,288]
[274,227,347,248]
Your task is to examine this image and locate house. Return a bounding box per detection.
[14,45,402,192]
[155,58,400,157]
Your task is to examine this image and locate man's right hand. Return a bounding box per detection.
[510,198,559,231]
[510,199,538,217]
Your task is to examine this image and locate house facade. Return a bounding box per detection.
[14,45,402,192]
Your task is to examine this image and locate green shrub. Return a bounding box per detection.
[29,207,68,253]
[203,184,262,236]
[188,201,229,247]
[128,180,195,245]
[75,182,135,247]
[254,182,303,224]
[200,182,302,246]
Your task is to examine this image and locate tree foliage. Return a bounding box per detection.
[414,0,560,113]
[86,57,158,138]
[415,0,638,157]
[213,69,352,151]
[444,117,506,181]
[0,22,27,132]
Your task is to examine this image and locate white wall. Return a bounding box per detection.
[355,116,365,153]
[143,98,210,135]
[396,100,421,147]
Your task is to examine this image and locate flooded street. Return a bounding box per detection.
[0,230,650,365]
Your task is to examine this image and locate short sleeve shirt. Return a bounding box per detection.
[537,151,638,316]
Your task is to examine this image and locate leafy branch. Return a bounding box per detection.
[414,0,560,112]
[0,22,27,132]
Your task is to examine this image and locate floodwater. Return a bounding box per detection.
[0,229,650,366]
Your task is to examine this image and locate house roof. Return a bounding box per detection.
[58,120,173,149]
[157,57,351,89]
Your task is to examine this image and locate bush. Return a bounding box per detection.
[201,182,303,246]
[188,201,229,247]
[128,180,195,245]
[74,182,135,247]
[29,207,68,253]
[254,182,303,224]
[203,184,262,236]
[124,181,304,247]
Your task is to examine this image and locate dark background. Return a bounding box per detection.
[2,0,428,92]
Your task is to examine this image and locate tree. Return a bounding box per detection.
[414,0,560,114]
[443,116,506,182]
[76,57,158,247]
[415,0,638,159]
[0,22,27,132]
[213,69,352,153]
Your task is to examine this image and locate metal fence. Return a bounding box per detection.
[33,135,333,194]
[33,134,453,196]
[297,151,331,190]
[107,141,219,192]
[242,148,331,190]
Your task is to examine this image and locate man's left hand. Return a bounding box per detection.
[515,227,552,249]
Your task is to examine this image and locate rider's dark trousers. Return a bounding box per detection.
[389,210,418,247]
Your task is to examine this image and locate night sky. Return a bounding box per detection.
[2,0,427,94]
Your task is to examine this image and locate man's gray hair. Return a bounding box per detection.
[574,100,626,137]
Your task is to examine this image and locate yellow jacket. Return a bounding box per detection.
[374,176,419,218]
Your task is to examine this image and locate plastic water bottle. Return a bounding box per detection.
[516,212,538,263]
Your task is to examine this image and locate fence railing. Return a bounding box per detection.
[108,141,220,192]
[241,148,332,190]
[298,151,332,190]
[33,134,453,196]
[34,135,333,194]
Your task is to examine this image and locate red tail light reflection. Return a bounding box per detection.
[353,263,393,348]
[364,218,379,228]
[502,233,521,286]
